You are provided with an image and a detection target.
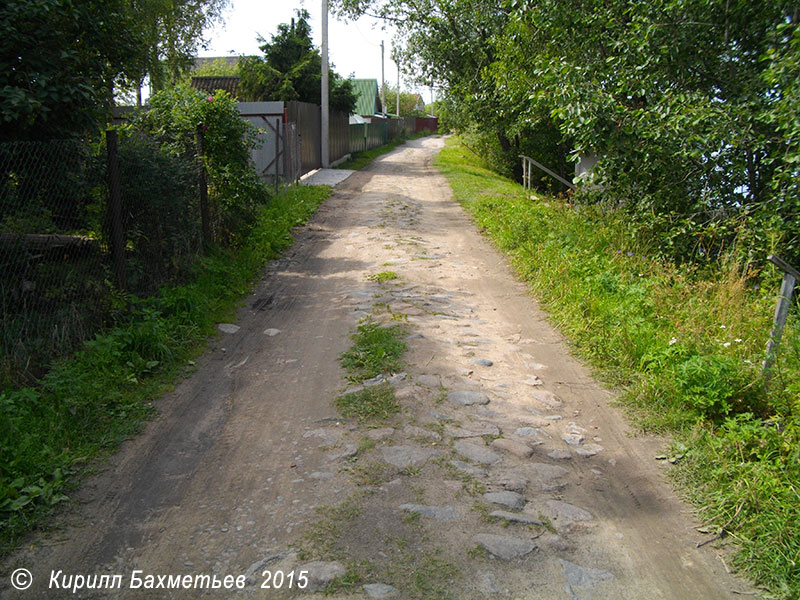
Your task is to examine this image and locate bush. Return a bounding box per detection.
[137,85,269,244]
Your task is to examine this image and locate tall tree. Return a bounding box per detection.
[237,9,356,113]
[0,0,227,139]
[127,0,228,103]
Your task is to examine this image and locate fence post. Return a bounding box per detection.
[105,129,127,291]
[275,117,280,194]
[196,125,212,251]
[763,254,800,385]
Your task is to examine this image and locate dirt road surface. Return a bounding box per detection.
[2,137,753,599]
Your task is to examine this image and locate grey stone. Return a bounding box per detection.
[430,410,454,421]
[495,471,528,492]
[483,491,526,510]
[404,425,441,441]
[531,390,562,408]
[470,358,494,367]
[489,510,543,525]
[302,428,342,443]
[381,445,439,469]
[364,374,387,387]
[445,422,500,438]
[546,500,594,521]
[406,332,424,340]
[448,390,490,406]
[387,372,407,384]
[299,561,346,590]
[399,504,460,522]
[475,534,537,561]
[476,406,500,417]
[527,463,570,491]
[217,323,240,334]
[562,432,585,446]
[515,427,550,438]
[454,440,502,465]
[363,583,398,598]
[416,374,441,388]
[366,427,395,441]
[327,444,358,461]
[449,460,488,478]
[561,559,614,588]
[547,449,572,460]
[477,571,500,594]
[309,471,334,479]
[263,328,281,336]
[575,443,604,457]
[491,438,534,458]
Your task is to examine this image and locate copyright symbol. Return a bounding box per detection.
[11,568,32,590]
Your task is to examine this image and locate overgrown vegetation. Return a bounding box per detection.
[435,137,800,598]
[1,0,226,139]
[336,0,800,268]
[340,319,407,382]
[0,184,330,557]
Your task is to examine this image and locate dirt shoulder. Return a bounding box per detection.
[1,137,753,599]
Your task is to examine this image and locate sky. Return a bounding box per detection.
[199,0,405,87]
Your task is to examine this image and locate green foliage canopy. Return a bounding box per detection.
[0,0,227,140]
[334,0,800,264]
[237,9,357,113]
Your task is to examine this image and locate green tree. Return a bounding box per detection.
[124,0,229,105]
[383,86,426,117]
[0,0,228,139]
[237,9,356,113]
[0,0,141,139]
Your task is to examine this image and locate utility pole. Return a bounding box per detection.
[380,40,386,117]
[321,0,330,167]
[396,56,400,117]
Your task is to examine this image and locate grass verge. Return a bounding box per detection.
[0,185,331,558]
[434,136,800,598]
[336,132,434,171]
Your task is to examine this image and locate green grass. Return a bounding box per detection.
[340,319,407,382]
[0,184,331,558]
[435,136,800,598]
[367,270,399,283]
[336,132,434,171]
[335,383,400,422]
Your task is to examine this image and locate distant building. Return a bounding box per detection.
[411,93,425,114]
[351,79,381,117]
[190,76,240,96]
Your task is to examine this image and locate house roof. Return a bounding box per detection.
[190,76,240,96]
[351,79,380,116]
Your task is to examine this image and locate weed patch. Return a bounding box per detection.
[340,319,407,382]
[335,383,400,422]
[367,270,399,283]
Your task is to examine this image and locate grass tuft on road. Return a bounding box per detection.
[336,383,400,422]
[0,185,331,558]
[434,136,800,598]
[340,319,407,382]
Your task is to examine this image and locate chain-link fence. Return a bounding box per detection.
[0,133,205,388]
